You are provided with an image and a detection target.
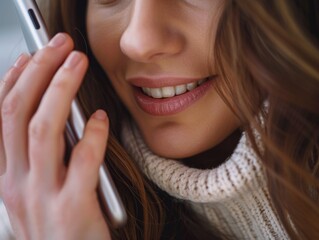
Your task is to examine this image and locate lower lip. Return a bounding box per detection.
[133,77,215,116]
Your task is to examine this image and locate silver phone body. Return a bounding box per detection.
[12,0,127,227]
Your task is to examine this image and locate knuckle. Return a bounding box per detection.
[87,121,108,136]
[2,178,23,212]
[73,143,96,163]
[2,68,19,89]
[50,76,70,92]
[27,189,43,210]
[31,48,54,67]
[29,118,52,142]
[2,93,21,119]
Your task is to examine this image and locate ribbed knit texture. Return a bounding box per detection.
[122,122,290,239]
[0,122,290,240]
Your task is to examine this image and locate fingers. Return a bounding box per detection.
[65,110,109,195]
[29,51,88,187]
[2,33,73,176]
[0,54,30,175]
[1,54,30,97]
[0,33,112,238]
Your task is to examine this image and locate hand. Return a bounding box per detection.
[0,33,111,240]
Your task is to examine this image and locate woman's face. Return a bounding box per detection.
[86,0,240,159]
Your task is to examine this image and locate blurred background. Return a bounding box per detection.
[0,0,28,79]
[0,1,26,238]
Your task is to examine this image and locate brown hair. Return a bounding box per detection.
[215,0,319,239]
[39,0,319,239]
[40,0,220,239]
[43,1,163,239]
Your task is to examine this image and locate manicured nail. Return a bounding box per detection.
[48,33,66,48]
[93,110,107,120]
[14,53,29,68]
[63,51,82,68]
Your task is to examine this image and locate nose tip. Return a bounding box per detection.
[120,20,184,63]
[120,30,165,62]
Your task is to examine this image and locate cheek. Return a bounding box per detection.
[86,17,135,106]
[86,18,125,74]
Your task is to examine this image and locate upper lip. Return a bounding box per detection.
[127,76,211,88]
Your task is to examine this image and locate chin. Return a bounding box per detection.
[149,144,201,159]
[142,131,220,160]
[136,118,241,160]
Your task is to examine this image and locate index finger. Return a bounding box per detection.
[2,33,73,176]
[0,53,30,175]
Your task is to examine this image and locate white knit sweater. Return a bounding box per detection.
[121,122,290,239]
[0,123,290,239]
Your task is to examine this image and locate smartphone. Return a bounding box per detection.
[12,0,127,227]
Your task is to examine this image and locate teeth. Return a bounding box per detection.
[175,84,187,95]
[198,78,206,85]
[141,78,208,99]
[161,86,175,98]
[186,82,197,91]
[151,88,162,98]
[142,87,152,96]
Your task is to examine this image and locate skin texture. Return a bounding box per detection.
[0,0,241,239]
[0,34,111,240]
[87,0,241,159]
[2,1,318,239]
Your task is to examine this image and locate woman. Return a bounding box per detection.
[0,0,318,239]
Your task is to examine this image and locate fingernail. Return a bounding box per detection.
[14,53,29,68]
[93,110,107,120]
[48,33,66,48]
[63,51,82,68]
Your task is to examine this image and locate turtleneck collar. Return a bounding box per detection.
[121,121,267,203]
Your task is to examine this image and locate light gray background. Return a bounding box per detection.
[0,0,28,78]
[0,2,34,238]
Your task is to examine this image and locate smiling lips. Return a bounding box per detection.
[131,76,216,116]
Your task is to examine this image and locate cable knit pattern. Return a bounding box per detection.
[122,122,290,239]
[0,121,290,239]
